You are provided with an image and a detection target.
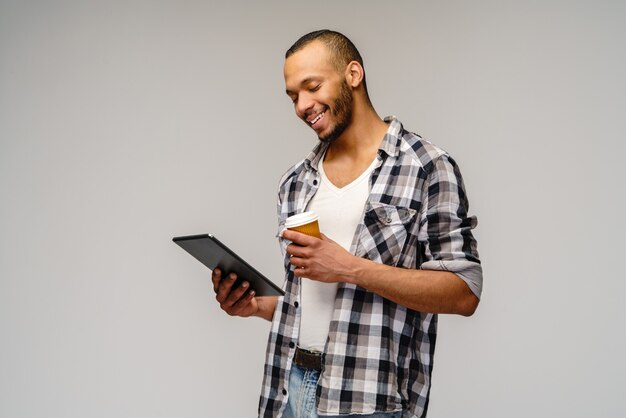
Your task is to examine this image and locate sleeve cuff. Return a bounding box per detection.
[420,259,483,299]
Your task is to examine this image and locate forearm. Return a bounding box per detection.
[284,230,479,315]
[347,257,479,316]
[254,296,278,321]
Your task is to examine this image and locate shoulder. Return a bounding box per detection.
[384,117,450,173]
[278,159,306,189]
[277,141,326,191]
[396,127,450,175]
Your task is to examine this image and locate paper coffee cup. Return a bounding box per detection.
[284,211,321,239]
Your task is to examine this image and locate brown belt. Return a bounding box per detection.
[293,346,324,372]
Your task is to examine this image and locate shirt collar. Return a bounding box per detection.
[380,116,403,158]
[303,116,404,171]
[303,141,330,172]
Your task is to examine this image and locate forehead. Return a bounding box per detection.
[284,41,338,87]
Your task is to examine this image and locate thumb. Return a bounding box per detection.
[319,233,336,243]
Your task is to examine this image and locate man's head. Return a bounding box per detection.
[285,30,369,95]
[284,30,370,144]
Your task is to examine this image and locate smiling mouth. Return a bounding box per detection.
[308,111,325,126]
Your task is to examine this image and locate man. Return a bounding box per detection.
[212,30,482,418]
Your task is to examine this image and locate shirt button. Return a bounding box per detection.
[386,217,392,223]
[282,388,287,395]
[313,179,318,185]
[289,342,295,349]
[294,301,299,308]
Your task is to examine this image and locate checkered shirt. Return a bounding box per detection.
[258,117,482,418]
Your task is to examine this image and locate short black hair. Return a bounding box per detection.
[286,30,369,97]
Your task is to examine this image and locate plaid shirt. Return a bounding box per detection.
[258,117,482,418]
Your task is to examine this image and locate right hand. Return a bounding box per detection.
[211,268,259,317]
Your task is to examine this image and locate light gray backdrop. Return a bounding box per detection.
[1,1,624,417]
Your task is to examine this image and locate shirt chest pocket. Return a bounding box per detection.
[356,202,417,266]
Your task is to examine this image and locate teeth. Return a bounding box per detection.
[310,111,324,125]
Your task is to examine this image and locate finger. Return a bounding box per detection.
[286,243,309,257]
[289,256,307,269]
[282,229,318,246]
[215,272,237,303]
[211,268,222,292]
[230,289,256,312]
[292,266,307,277]
[223,280,251,307]
[226,290,258,316]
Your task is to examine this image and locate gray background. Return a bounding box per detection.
[1,0,624,417]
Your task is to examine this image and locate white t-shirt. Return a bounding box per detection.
[298,156,378,352]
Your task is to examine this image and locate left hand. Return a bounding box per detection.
[283,229,359,284]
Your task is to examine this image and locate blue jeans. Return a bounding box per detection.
[282,364,402,418]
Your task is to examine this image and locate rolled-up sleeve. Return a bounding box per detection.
[418,155,483,298]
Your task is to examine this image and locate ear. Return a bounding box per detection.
[344,61,364,88]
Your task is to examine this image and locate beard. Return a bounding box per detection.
[318,80,353,144]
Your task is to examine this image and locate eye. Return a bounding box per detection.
[310,84,321,92]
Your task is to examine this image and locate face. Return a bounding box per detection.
[284,41,353,143]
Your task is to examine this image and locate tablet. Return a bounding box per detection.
[173,234,284,297]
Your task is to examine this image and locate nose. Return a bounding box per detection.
[295,92,314,119]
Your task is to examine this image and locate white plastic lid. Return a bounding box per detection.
[284,211,319,228]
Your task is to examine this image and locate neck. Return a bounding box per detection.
[327,102,388,161]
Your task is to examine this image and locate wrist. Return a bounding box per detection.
[255,296,277,321]
[344,256,372,286]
